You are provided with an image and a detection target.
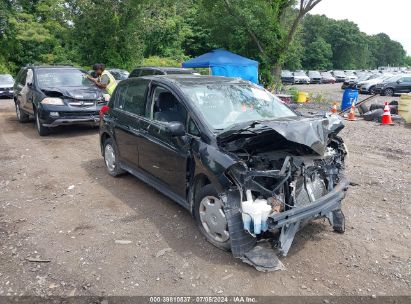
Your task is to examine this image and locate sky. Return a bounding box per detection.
[310,0,410,55]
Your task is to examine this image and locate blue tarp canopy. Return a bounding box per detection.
[182,49,259,84]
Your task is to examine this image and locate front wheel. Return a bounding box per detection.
[194,184,231,251]
[15,102,29,123]
[35,109,50,136]
[369,86,376,95]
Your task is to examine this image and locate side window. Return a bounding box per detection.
[129,69,141,78]
[140,69,154,76]
[402,77,411,83]
[116,80,149,116]
[151,86,187,126]
[17,69,27,86]
[188,117,200,136]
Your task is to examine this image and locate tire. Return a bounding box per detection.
[15,101,29,123]
[194,184,231,251]
[383,88,394,97]
[363,109,384,121]
[369,86,376,95]
[35,109,50,136]
[103,138,125,177]
[358,103,369,115]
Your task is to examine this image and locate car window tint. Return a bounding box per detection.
[188,117,200,136]
[121,80,149,116]
[129,69,141,78]
[402,77,411,83]
[151,86,187,126]
[140,69,154,76]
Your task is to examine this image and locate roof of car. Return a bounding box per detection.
[26,65,79,70]
[138,74,247,86]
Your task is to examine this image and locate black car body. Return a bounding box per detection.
[0,74,14,98]
[280,70,294,84]
[99,75,348,271]
[307,71,322,84]
[13,65,106,136]
[129,67,196,78]
[375,74,411,96]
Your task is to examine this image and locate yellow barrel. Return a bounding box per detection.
[297,92,308,103]
[399,94,411,123]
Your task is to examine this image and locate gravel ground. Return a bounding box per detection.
[0,85,410,297]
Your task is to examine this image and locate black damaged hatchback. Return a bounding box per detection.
[99,75,349,271]
[13,65,106,136]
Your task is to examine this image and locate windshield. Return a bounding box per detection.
[345,71,355,76]
[36,69,93,88]
[294,71,306,76]
[334,71,345,76]
[281,70,292,77]
[0,74,13,82]
[321,72,332,77]
[181,82,297,130]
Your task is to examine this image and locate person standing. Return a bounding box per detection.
[88,63,117,96]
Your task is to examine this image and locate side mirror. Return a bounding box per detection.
[397,80,402,84]
[27,82,33,87]
[166,122,185,137]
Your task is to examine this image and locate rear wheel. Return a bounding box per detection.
[15,102,29,123]
[35,109,50,136]
[369,86,376,95]
[384,88,394,96]
[103,138,125,177]
[194,184,231,251]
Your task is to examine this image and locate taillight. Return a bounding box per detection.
[99,105,110,119]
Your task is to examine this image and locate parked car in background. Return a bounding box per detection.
[375,74,411,96]
[341,73,373,90]
[0,74,14,98]
[108,69,129,83]
[320,72,336,84]
[357,74,393,94]
[99,75,348,267]
[293,70,310,84]
[281,70,294,84]
[13,65,106,136]
[344,70,358,82]
[307,70,322,84]
[129,67,196,78]
[332,70,346,83]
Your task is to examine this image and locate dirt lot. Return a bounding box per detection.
[0,85,410,297]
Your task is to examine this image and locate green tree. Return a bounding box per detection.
[302,37,332,70]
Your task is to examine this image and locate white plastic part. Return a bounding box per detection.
[241,190,272,235]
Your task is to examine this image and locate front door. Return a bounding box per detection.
[398,76,411,93]
[138,85,190,199]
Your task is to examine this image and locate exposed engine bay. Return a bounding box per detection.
[218,115,349,271]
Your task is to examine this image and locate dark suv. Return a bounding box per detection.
[99,75,348,270]
[129,67,196,78]
[13,65,106,135]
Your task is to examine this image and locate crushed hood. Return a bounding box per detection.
[217,114,344,155]
[42,86,103,100]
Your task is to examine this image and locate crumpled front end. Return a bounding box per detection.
[219,115,349,271]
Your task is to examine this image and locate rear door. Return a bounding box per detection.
[111,79,150,169]
[138,84,190,199]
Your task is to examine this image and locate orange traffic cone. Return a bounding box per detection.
[347,104,357,121]
[331,102,338,114]
[381,102,394,125]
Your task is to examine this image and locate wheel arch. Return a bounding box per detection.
[189,173,212,215]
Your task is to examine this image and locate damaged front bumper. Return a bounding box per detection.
[269,177,348,256]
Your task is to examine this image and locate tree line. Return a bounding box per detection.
[0,0,409,84]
